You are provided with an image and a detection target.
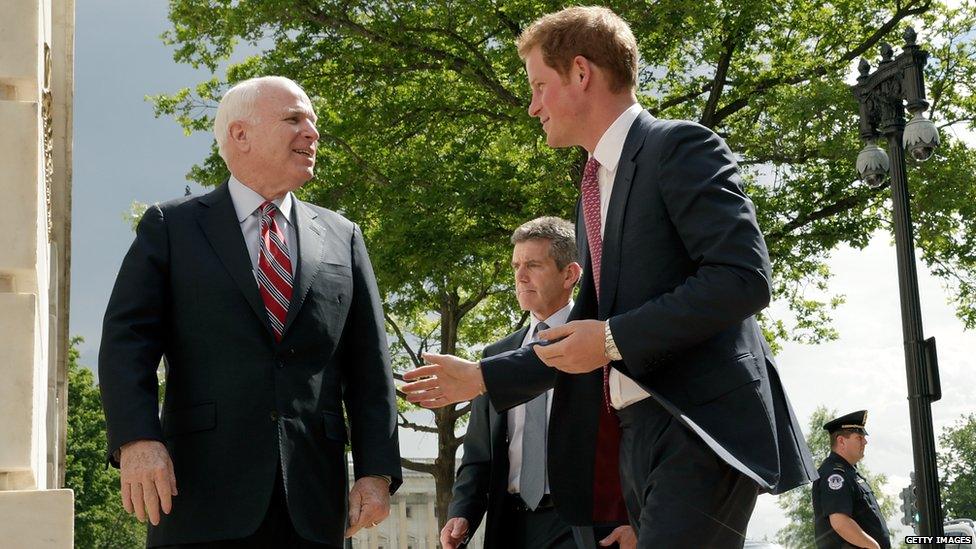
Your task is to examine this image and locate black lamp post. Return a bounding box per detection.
[851,27,944,542]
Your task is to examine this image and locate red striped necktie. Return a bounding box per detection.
[257,201,293,342]
[580,157,612,410]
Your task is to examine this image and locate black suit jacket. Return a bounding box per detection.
[447,327,528,548]
[481,112,818,526]
[99,183,402,546]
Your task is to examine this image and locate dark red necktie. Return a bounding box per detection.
[257,201,293,342]
[581,158,627,522]
[580,157,612,409]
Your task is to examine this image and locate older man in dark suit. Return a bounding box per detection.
[99,76,401,548]
[404,7,816,548]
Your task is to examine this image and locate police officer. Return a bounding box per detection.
[812,410,891,549]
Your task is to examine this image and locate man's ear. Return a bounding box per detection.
[564,261,583,288]
[572,55,593,88]
[228,120,250,153]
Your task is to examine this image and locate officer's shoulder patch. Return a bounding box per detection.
[827,473,845,490]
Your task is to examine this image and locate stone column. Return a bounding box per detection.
[397,498,409,548]
[424,498,436,549]
[0,0,74,546]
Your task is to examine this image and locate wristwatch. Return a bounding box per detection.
[604,320,622,361]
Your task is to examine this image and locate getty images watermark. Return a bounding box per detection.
[904,535,974,544]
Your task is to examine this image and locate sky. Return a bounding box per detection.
[72,1,975,544]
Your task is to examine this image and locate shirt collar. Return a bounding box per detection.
[227,174,294,226]
[528,300,574,336]
[592,103,643,172]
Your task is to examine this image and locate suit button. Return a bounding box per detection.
[277,360,285,369]
[287,348,296,356]
[270,411,279,421]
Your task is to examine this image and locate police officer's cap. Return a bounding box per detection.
[823,410,869,436]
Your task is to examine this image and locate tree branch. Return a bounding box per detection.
[711,0,932,125]
[318,129,391,186]
[765,185,888,243]
[301,6,522,108]
[651,80,715,113]
[386,312,421,367]
[701,33,738,128]
[401,457,437,474]
[458,262,506,317]
[398,412,438,434]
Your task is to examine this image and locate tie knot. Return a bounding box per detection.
[584,156,600,176]
[533,321,550,339]
[259,200,278,219]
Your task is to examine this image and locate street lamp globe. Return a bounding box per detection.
[903,110,940,162]
[856,140,890,187]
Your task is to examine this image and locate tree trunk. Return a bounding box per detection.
[431,291,465,527]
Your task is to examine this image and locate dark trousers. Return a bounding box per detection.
[156,469,337,549]
[495,494,578,549]
[617,398,759,549]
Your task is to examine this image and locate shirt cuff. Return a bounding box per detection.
[368,474,393,485]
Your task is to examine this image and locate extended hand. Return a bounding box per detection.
[119,439,178,525]
[440,517,470,549]
[401,353,484,408]
[345,476,391,537]
[534,320,609,373]
[600,524,638,548]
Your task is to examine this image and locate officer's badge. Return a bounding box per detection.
[827,474,844,490]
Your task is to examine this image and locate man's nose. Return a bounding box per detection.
[302,120,319,142]
[527,94,540,118]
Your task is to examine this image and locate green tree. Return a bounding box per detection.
[150,0,976,522]
[777,406,895,548]
[938,413,976,520]
[64,337,146,548]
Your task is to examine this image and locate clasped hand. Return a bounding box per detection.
[533,319,610,373]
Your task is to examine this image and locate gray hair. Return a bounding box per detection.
[511,216,577,270]
[213,76,305,161]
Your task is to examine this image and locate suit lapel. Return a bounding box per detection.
[488,326,530,454]
[599,110,653,319]
[281,200,327,336]
[197,183,273,336]
[576,199,598,318]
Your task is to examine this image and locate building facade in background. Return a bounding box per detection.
[0,0,75,546]
[349,462,485,549]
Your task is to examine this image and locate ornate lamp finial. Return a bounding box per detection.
[858,58,871,76]
[904,27,917,46]
[881,43,894,62]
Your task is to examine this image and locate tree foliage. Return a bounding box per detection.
[777,406,895,548]
[938,413,976,520]
[64,337,146,548]
[150,0,976,522]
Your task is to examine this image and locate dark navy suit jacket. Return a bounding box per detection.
[99,182,402,546]
[481,112,818,526]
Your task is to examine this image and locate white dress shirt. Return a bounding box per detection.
[227,175,298,280]
[590,103,652,410]
[506,300,573,494]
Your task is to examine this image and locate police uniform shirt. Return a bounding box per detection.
[812,452,891,549]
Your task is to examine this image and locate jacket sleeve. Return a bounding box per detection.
[98,204,170,466]
[447,393,493,533]
[480,346,556,413]
[610,121,773,378]
[339,224,403,492]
